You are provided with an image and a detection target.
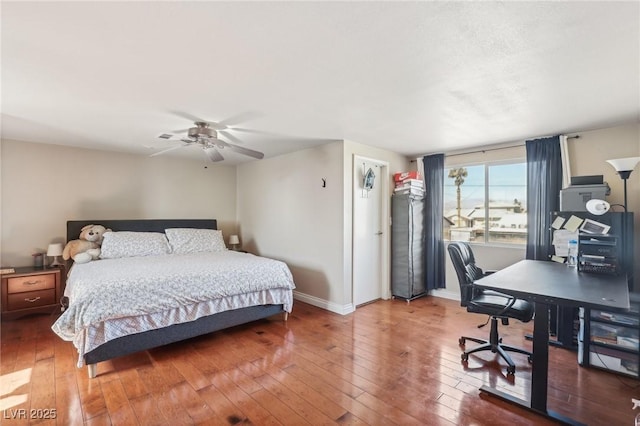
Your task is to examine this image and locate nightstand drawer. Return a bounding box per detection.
[8,289,55,310]
[7,274,55,293]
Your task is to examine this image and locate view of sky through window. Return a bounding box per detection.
[444,163,526,210]
[444,162,527,244]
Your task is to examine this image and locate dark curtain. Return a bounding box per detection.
[423,154,446,289]
[526,136,563,260]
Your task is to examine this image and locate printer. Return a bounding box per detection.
[560,175,610,212]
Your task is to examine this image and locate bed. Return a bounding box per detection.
[51,219,295,378]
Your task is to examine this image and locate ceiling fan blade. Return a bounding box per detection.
[219,130,245,145]
[217,111,263,128]
[228,127,278,136]
[169,110,205,124]
[149,143,190,157]
[168,111,230,131]
[157,133,183,140]
[217,139,264,160]
[204,147,224,162]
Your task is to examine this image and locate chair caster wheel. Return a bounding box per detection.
[507,366,516,375]
[459,337,466,346]
[461,353,469,362]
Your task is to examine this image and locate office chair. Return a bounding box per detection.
[447,241,534,375]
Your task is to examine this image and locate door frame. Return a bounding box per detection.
[352,154,391,305]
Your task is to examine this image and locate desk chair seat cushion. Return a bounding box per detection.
[467,292,534,323]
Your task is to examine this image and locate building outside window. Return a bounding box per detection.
[444,161,527,244]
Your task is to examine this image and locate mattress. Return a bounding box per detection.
[51,251,295,365]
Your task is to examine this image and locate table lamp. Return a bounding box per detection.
[47,243,64,267]
[606,156,640,212]
[228,235,240,251]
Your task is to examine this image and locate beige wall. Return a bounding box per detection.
[237,141,346,311]
[237,140,410,314]
[1,140,237,267]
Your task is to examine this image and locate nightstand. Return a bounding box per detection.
[1,266,64,320]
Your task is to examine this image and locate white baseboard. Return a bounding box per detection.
[428,288,461,302]
[293,291,355,315]
[293,289,458,314]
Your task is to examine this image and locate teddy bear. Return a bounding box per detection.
[62,224,111,264]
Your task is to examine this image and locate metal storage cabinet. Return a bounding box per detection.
[391,193,426,301]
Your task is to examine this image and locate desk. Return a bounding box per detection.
[474,260,629,426]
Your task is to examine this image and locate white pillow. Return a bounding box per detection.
[100,231,170,259]
[165,228,226,254]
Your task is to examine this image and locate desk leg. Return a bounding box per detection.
[531,301,549,411]
[479,301,584,426]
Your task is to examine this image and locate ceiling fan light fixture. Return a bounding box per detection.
[188,122,217,139]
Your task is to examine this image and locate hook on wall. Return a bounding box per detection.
[322,178,326,188]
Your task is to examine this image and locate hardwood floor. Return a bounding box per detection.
[1,297,638,425]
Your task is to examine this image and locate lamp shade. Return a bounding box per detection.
[228,235,240,245]
[606,157,640,172]
[585,199,610,216]
[47,243,63,257]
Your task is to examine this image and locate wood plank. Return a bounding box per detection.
[197,381,248,425]
[29,357,56,419]
[253,371,336,424]
[129,393,168,425]
[54,372,84,425]
[208,368,280,424]
[116,368,149,401]
[168,380,217,424]
[74,368,108,421]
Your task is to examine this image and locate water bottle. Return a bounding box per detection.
[567,239,578,267]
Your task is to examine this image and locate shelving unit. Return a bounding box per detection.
[549,211,634,350]
[579,293,640,378]
[390,193,426,302]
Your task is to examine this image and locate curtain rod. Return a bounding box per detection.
[412,134,580,161]
[445,143,523,158]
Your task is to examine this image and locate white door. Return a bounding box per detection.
[353,156,389,306]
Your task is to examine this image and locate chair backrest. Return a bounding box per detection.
[447,242,485,306]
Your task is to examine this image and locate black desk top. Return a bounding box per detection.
[475,259,630,311]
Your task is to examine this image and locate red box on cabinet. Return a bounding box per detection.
[393,171,421,183]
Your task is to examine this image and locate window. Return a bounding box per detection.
[444,161,527,244]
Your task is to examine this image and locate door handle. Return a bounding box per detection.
[375,231,383,235]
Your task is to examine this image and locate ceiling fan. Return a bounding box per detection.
[151,121,264,162]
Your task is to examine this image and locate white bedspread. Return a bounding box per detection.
[51,251,295,366]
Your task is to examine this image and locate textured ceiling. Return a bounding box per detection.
[2,2,638,164]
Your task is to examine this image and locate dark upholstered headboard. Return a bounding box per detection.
[66,219,217,243]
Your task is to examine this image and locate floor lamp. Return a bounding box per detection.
[606,157,640,212]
